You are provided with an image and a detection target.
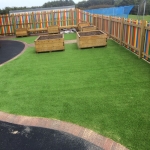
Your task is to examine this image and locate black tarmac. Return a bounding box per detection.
[0,121,103,150]
[0,40,25,64]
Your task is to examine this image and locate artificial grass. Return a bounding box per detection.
[64,33,76,40]
[128,15,150,21]
[10,36,38,44]
[0,40,150,150]
[10,33,76,44]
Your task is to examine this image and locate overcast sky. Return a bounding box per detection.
[0,0,81,9]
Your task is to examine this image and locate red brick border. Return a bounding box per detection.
[0,111,128,150]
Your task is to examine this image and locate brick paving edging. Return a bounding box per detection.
[0,111,128,150]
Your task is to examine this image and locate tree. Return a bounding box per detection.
[115,0,150,15]
[76,0,114,9]
[42,0,75,8]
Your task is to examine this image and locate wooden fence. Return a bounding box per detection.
[0,9,149,62]
[0,9,78,35]
[0,9,93,35]
[79,10,150,62]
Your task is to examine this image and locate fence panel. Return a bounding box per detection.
[122,19,142,55]
[0,9,79,35]
[143,23,150,62]
[0,14,14,35]
[110,17,121,42]
[0,9,150,63]
[102,16,109,34]
[97,15,102,30]
[78,9,93,25]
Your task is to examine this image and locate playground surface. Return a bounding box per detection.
[0,120,102,150]
[0,38,129,150]
[0,40,25,65]
[0,35,150,150]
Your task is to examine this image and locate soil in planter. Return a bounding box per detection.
[79,31,103,36]
[38,35,62,40]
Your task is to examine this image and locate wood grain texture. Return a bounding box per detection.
[16,28,28,37]
[77,30,107,49]
[34,34,64,52]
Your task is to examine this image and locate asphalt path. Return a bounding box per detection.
[0,121,103,150]
[0,40,25,64]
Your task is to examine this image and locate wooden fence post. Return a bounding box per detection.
[76,8,79,25]
[120,18,124,45]
[139,20,146,58]
[101,15,103,31]
[97,15,99,30]
[92,14,94,25]
[71,9,73,26]
[31,12,35,29]
[96,15,98,28]
[108,16,112,38]
[12,14,16,34]
[52,11,54,26]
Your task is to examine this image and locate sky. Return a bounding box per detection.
[0,0,82,9]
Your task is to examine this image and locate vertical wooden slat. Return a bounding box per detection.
[139,20,146,58]
[95,14,98,27]
[31,12,34,29]
[101,15,103,31]
[108,16,112,38]
[51,11,54,26]
[120,18,124,45]
[12,14,16,34]
[76,8,79,24]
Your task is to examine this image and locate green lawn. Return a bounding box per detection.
[0,39,150,150]
[128,15,150,21]
[64,33,76,40]
[10,33,76,44]
[10,36,38,44]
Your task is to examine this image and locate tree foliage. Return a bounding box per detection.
[115,0,150,15]
[0,0,74,15]
[0,0,150,15]
[42,0,75,8]
[76,0,114,9]
[0,6,41,15]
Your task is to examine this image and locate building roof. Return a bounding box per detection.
[9,5,75,14]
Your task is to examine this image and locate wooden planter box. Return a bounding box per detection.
[28,28,47,34]
[77,30,107,49]
[16,28,28,37]
[78,22,90,31]
[81,25,97,31]
[34,34,64,53]
[48,25,59,34]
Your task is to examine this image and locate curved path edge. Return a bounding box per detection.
[0,40,28,67]
[0,39,77,67]
[0,111,128,150]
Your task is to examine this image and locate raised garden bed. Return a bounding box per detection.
[16,28,28,37]
[81,25,97,31]
[34,34,64,53]
[77,30,107,49]
[28,28,47,34]
[78,22,90,31]
[48,25,59,34]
